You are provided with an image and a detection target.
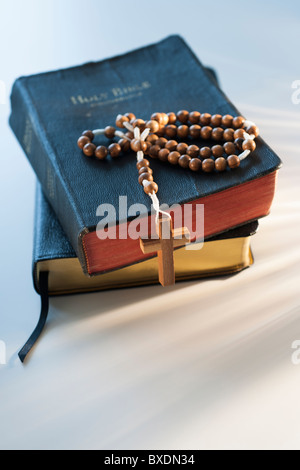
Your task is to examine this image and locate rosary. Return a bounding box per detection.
[77,111,259,286]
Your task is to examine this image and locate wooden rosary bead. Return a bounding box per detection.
[126,131,134,140]
[83,143,96,157]
[234,128,245,139]
[147,134,159,144]
[200,147,212,159]
[118,138,130,153]
[177,125,189,139]
[144,141,152,154]
[189,158,202,172]
[177,142,188,155]
[178,154,191,169]
[104,126,116,139]
[165,140,178,152]
[200,113,211,126]
[131,139,147,153]
[201,126,212,139]
[116,114,129,128]
[202,158,215,173]
[138,166,153,175]
[189,111,201,124]
[144,182,158,195]
[138,172,154,185]
[211,145,224,157]
[211,114,222,127]
[158,148,170,162]
[151,113,164,125]
[246,125,259,137]
[222,114,233,127]
[242,139,256,152]
[136,158,150,170]
[82,130,94,140]
[161,113,169,126]
[211,127,224,141]
[177,110,189,124]
[95,145,108,160]
[227,155,241,168]
[232,116,245,129]
[187,145,200,158]
[132,119,146,131]
[165,125,177,139]
[189,124,201,139]
[137,140,150,152]
[223,141,236,155]
[78,136,90,149]
[167,112,177,125]
[215,157,227,172]
[149,144,161,158]
[125,112,136,122]
[168,151,181,165]
[108,143,121,158]
[146,120,160,133]
[223,128,234,142]
[155,127,166,137]
[156,137,168,148]
[155,137,168,148]
[234,138,244,151]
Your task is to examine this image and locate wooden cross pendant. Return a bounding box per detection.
[140,215,190,287]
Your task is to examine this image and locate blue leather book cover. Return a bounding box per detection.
[10,35,281,276]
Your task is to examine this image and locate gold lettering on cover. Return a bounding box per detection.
[111,87,123,98]
[23,117,33,155]
[70,93,109,106]
[90,93,143,108]
[70,81,151,106]
[112,82,151,97]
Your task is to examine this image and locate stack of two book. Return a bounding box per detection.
[10,36,281,359]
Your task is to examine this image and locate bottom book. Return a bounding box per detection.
[34,185,258,295]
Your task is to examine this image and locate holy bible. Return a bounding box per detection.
[10,35,281,278]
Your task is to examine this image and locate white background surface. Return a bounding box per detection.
[0,0,300,450]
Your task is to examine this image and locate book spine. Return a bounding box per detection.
[32,183,42,294]
[9,78,88,274]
